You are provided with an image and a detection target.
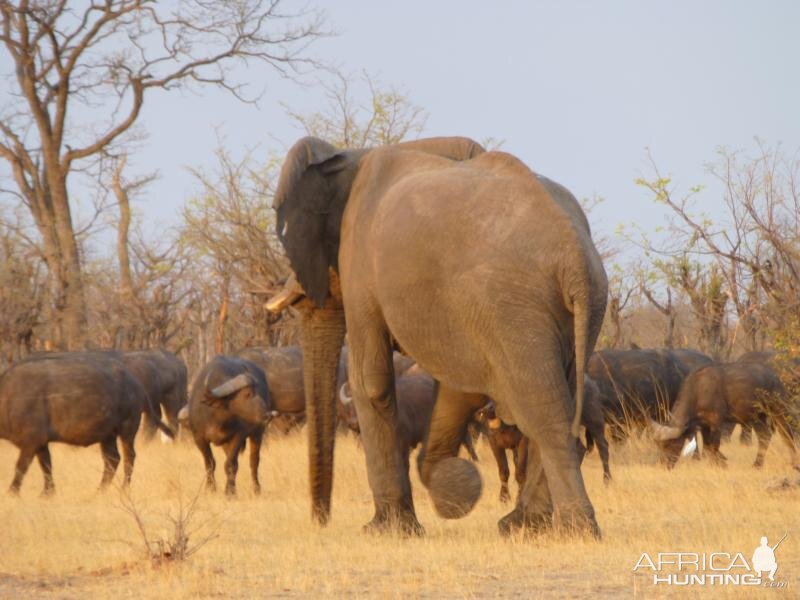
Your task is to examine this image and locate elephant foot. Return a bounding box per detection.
[498,507,552,537]
[363,507,424,537]
[553,507,602,540]
[428,457,482,519]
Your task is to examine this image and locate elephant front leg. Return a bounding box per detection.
[417,385,486,519]
[348,329,421,535]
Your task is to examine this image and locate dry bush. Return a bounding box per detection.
[116,483,223,566]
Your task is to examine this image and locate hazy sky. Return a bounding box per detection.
[4,2,800,263]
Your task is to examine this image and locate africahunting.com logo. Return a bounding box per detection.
[633,535,788,588]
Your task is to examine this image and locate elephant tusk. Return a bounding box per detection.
[265,274,305,313]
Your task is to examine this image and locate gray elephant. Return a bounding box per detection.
[267,136,607,537]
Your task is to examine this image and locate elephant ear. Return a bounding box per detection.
[274,137,344,306]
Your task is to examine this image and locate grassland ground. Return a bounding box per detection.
[1,428,798,599]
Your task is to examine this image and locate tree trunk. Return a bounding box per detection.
[113,160,136,350]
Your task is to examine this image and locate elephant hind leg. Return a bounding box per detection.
[497,368,600,539]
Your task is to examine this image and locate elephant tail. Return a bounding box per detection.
[572,294,590,438]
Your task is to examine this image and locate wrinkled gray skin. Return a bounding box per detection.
[340,369,478,461]
[236,346,414,434]
[122,349,188,440]
[270,136,607,536]
[652,361,799,469]
[186,356,275,495]
[588,348,711,439]
[0,352,173,494]
[476,375,611,504]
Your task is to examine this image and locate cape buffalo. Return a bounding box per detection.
[652,361,799,468]
[124,349,188,440]
[0,352,173,494]
[588,348,711,439]
[340,369,477,467]
[186,356,276,495]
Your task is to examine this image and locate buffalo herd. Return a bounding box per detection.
[0,345,798,504]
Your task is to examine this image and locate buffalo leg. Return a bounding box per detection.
[462,431,479,462]
[223,433,247,496]
[197,439,216,491]
[36,446,55,496]
[753,420,772,468]
[771,414,799,468]
[740,424,753,446]
[9,447,36,494]
[248,428,264,495]
[490,438,511,503]
[119,436,136,487]
[99,437,121,488]
[705,429,726,467]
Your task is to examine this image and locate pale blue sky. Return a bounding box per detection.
[3,2,800,255]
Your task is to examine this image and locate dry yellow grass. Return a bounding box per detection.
[1,429,798,599]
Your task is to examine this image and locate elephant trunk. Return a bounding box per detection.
[299,304,346,525]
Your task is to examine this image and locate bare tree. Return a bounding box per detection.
[634,142,800,357]
[108,153,156,349]
[0,0,325,348]
[284,71,428,149]
[182,144,293,353]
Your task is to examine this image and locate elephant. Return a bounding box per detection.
[651,361,799,469]
[266,135,607,537]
